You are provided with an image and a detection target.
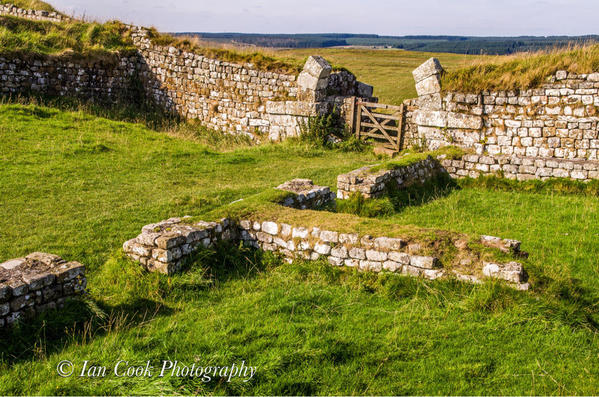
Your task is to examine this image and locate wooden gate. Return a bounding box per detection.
[350,99,405,153]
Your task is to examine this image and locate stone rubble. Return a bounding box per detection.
[276,179,336,209]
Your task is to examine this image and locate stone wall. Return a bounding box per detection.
[0,53,141,100]
[0,7,375,142]
[336,156,443,199]
[438,152,599,181]
[132,28,374,141]
[124,215,529,289]
[401,58,599,182]
[0,252,86,327]
[409,58,599,161]
[0,3,69,22]
[276,179,336,209]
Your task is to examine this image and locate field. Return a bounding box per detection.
[276,48,482,104]
[1,104,599,395]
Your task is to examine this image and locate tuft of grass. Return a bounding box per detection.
[443,44,599,92]
[0,16,135,58]
[369,146,467,173]
[145,28,303,74]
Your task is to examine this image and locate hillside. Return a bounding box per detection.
[1,104,599,394]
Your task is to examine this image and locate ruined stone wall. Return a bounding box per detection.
[0,3,69,22]
[123,215,528,289]
[438,153,599,181]
[336,156,443,199]
[0,53,142,102]
[0,252,86,327]
[409,59,599,162]
[131,29,373,140]
[0,7,374,141]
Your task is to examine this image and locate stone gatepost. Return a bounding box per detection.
[412,57,444,110]
[297,56,332,102]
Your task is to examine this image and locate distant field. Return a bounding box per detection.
[276,48,484,104]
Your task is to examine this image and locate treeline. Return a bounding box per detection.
[173,33,599,55]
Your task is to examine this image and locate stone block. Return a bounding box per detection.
[301,56,332,80]
[414,110,447,128]
[366,250,388,262]
[415,75,441,97]
[262,221,279,235]
[412,58,444,83]
[447,113,483,130]
[410,256,440,269]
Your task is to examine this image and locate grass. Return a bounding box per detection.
[1,103,599,394]
[0,15,135,58]
[368,146,467,173]
[442,44,599,92]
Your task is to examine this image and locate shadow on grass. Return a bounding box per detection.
[0,297,173,366]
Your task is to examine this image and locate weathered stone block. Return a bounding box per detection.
[410,256,439,269]
[415,75,441,97]
[412,58,444,83]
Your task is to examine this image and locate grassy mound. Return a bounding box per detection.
[442,44,599,92]
[0,16,135,58]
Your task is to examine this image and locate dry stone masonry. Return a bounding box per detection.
[123,179,529,290]
[0,54,141,100]
[276,179,336,209]
[123,217,237,274]
[404,58,599,182]
[0,6,374,142]
[0,3,69,22]
[336,156,443,199]
[438,152,599,181]
[0,252,86,327]
[131,28,373,141]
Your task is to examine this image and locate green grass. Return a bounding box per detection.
[2,103,599,395]
[0,15,135,58]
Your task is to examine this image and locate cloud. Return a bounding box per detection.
[47,0,599,36]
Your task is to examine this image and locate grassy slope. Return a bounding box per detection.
[1,104,599,394]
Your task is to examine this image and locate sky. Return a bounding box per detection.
[49,0,599,36]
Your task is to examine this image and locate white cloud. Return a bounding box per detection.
[48,0,599,35]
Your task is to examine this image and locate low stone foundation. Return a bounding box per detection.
[336,156,443,199]
[439,153,599,181]
[123,217,237,274]
[238,219,446,279]
[0,253,86,327]
[124,215,529,289]
[276,179,335,208]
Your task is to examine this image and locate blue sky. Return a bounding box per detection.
[50,0,599,36]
